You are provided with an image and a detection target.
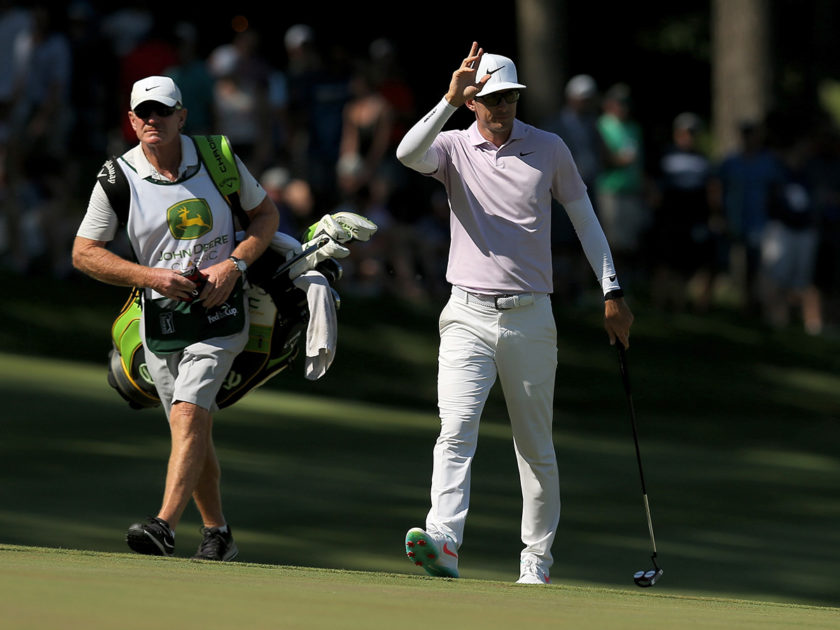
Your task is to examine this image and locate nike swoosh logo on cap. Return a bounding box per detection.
[145,86,159,92]
[487,66,506,75]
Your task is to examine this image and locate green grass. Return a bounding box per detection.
[2,545,838,630]
[1,269,840,620]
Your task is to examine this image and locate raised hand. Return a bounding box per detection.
[445,42,491,107]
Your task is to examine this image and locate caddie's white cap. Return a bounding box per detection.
[475,53,526,97]
[130,76,183,110]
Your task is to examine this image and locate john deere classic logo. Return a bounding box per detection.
[168,199,213,240]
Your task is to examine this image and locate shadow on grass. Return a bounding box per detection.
[1,271,839,607]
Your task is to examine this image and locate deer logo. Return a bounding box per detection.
[167,199,213,239]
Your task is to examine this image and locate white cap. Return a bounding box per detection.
[260,166,291,190]
[475,53,526,97]
[284,24,314,50]
[565,74,597,99]
[130,76,182,110]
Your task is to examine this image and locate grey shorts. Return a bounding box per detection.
[760,221,817,290]
[140,312,249,419]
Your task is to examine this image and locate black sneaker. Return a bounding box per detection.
[193,525,239,561]
[126,516,175,556]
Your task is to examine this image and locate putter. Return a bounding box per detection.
[616,341,663,588]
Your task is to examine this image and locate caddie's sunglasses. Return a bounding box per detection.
[133,102,181,119]
[476,89,521,107]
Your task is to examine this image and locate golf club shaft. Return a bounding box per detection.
[642,494,657,555]
[616,342,659,554]
[271,237,330,280]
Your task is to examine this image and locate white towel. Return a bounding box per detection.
[292,270,338,380]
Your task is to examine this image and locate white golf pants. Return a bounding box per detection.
[426,289,560,567]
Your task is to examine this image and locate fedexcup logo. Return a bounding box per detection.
[168,199,213,240]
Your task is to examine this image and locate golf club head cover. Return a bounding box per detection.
[289,236,350,279]
[267,231,304,256]
[332,211,377,242]
[303,212,378,244]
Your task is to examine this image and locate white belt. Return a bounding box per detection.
[451,286,536,310]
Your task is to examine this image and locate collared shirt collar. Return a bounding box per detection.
[468,118,526,149]
[131,135,199,182]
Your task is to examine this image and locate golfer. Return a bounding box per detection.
[397,43,634,584]
[72,76,279,560]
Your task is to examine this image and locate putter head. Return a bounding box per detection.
[633,567,663,587]
[634,554,663,587]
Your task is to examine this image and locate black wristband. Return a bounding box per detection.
[604,289,624,301]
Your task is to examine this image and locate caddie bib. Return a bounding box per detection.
[118,157,238,287]
[117,157,245,352]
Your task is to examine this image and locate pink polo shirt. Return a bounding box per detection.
[427,119,587,295]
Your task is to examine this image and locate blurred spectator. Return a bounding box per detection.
[329,170,433,302]
[99,3,152,58]
[710,120,786,314]
[806,125,840,329]
[0,2,31,264]
[67,2,114,160]
[0,2,31,140]
[259,165,315,238]
[165,22,215,136]
[411,187,451,299]
[543,74,609,304]
[649,112,717,312]
[117,17,178,147]
[207,30,273,174]
[5,4,74,277]
[283,24,320,181]
[266,61,291,168]
[544,74,606,192]
[595,83,651,287]
[759,136,822,334]
[284,25,352,208]
[336,61,395,204]
[368,37,415,193]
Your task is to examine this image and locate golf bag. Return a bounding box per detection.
[107,257,342,410]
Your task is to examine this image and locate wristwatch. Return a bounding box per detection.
[228,255,247,275]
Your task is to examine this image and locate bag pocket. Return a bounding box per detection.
[143,278,246,354]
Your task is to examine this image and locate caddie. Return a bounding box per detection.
[72,75,279,561]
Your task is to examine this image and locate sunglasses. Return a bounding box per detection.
[133,102,181,119]
[476,90,521,107]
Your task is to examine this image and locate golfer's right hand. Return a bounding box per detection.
[145,267,199,302]
[445,41,489,107]
[605,297,634,349]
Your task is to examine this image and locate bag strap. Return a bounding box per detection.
[97,156,139,265]
[97,157,131,227]
[192,134,251,229]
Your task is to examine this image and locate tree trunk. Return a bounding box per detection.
[712,0,772,157]
[516,0,567,126]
